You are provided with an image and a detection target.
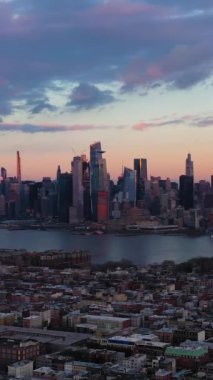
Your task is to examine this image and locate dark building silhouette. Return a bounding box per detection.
[179,175,194,210]
[134,158,147,202]
[82,160,91,220]
[29,182,42,216]
[56,165,61,181]
[204,193,213,209]
[58,173,73,222]
[16,151,21,182]
[1,167,7,180]
[90,142,105,221]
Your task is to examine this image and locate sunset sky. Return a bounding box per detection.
[0,0,213,181]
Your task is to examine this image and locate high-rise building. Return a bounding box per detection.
[1,167,7,180]
[97,191,108,222]
[17,151,21,182]
[58,173,73,222]
[186,153,193,177]
[82,158,91,220]
[211,175,213,192]
[179,175,194,210]
[72,156,84,220]
[134,158,147,202]
[123,167,136,206]
[56,165,61,181]
[90,142,108,221]
[98,158,108,192]
[29,182,42,217]
[0,194,5,216]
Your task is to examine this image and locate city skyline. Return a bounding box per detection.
[0,148,212,183]
[0,0,213,180]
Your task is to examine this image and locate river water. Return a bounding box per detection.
[0,229,212,265]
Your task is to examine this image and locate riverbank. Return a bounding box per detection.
[0,229,211,265]
[0,221,205,237]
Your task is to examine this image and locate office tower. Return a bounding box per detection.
[56,165,61,181]
[58,173,73,222]
[1,167,7,180]
[90,142,108,221]
[0,194,5,216]
[98,158,108,192]
[82,158,91,220]
[179,175,194,210]
[17,151,21,182]
[72,156,84,220]
[186,153,193,177]
[8,181,21,217]
[39,177,57,219]
[19,182,30,217]
[123,167,136,206]
[134,158,147,202]
[29,182,42,217]
[211,175,213,192]
[97,191,108,222]
[96,157,109,222]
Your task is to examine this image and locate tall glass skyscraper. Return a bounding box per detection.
[134,158,148,202]
[123,167,136,206]
[90,142,107,221]
[179,175,194,210]
[58,173,73,222]
[72,156,84,220]
[185,153,194,177]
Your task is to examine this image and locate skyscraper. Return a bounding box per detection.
[56,165,61,181]
[17,151,21,182]
[97,158,109,222]
[1,167,7,180]
[179,175,194,210]
[134,158,147,202]
[90,142,108,221]
[57,173,73,222]
[82,158,91,220]
[72,156,84,220]
[123,167,136,206]
[186,153,193,177]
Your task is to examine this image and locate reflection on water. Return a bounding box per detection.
[0,229,212,265]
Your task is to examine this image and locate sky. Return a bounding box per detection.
[0,0,213,181]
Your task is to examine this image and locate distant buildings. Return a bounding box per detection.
[1,147,213,230]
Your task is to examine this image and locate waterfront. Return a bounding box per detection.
[0,229,212,265]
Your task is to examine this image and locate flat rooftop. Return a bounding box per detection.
[0,326,90,346]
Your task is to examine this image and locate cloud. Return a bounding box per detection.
[67,83,115,110]
[0,122,123,133]
[26,95,57,114]
[132,114,213,131]
[132,122,149,132]
[0,0,212,116]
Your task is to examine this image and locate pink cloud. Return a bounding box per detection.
[132,122,150,131]
[0,122,124,133]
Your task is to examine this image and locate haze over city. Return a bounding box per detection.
[0,0,213,180]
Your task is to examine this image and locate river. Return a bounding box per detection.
[0,229,212,265]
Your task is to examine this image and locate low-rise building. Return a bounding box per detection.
[8,360,33,379]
